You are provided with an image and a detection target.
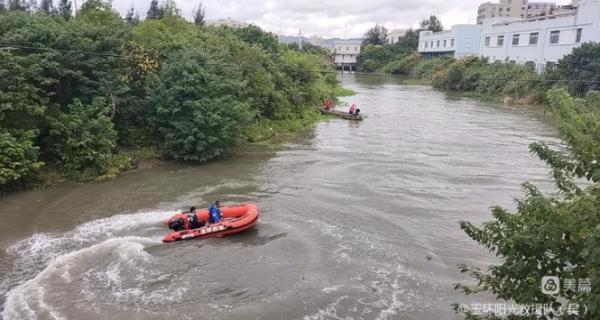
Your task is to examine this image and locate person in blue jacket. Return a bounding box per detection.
[208,200,222,224]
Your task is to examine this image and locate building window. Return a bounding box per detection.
[425,41,428,48]
[507,7,511,11]
[485,36,491,46]
[575,28,582,43]
[450,39,455,46]
[529,32,539,45]
[512,34,520,46]
[437,40,440,47]
[443,40,447,47]
[546,61,556,70]
[346,46,349,51]
[338,47,342,51]
[549,31,560,44]
[497,35,504,46]
[430,41,433,48]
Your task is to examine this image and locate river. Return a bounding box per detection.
[0,75,560,320]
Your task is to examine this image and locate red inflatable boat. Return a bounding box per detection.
[162,203,259,243]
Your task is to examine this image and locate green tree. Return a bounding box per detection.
[146,48,252,161]
[456,89,600,319]
[420,15,443,32]
[192,2,205,27]
[362,24,388,47]
[0,130,44,188]
[356,44,395,72]
[39,0,52,14]
[233,24,282,57]
[159,0,179,18]
[394,28,419,52]
[556,42,600,96]
[47,99,117,178]
[125,6,139,25]
[57,0,71,20]
[146,0,162,19]
[8,0,27,10]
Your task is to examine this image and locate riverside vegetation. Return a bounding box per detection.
[0,0,342,192]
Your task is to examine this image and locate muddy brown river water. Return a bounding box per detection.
[0,75,561,320]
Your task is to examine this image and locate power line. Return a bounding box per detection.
[2,44,600,84]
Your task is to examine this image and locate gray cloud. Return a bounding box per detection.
[110,0,573,38]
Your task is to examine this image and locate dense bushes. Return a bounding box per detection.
[0,130,44,188]
[47,99,117,179]
[146,48,252,161]
[556,43,600,96]
[0,3,337,190]
[378,43,600,105]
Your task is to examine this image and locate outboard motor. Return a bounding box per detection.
[168,218,185,231]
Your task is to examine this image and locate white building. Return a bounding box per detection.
[333,40,362,71]
[479,0,600,72]
[418,25,483,59]
[387,29,408,44]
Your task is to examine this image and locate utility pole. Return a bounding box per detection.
[298,28,303,50]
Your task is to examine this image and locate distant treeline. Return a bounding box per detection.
[380,42,600,104]
[0,1,338,191]
[355,15,443,73]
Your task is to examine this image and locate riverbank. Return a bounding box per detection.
[1,84,356,195]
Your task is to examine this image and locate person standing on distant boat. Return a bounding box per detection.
[349,104,356,115]
[208,201,222,224]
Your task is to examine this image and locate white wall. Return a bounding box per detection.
[479,0,600,71]
[418,25,482,58]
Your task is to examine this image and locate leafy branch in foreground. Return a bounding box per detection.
[455,89,600,320]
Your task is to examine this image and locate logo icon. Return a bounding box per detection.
[541,276,560,295]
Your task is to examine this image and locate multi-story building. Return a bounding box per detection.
[477,0,528,24]
[418,25,483,59]
[387,29,408,44]
[333,40,362,71]
[479,0,600,72]
[477,0,581,23]
[526,1,557,17]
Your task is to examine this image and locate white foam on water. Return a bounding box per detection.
[321,285,343,294]
[303,296,348,320]
[1,210,179,319]
[3,236,162,320]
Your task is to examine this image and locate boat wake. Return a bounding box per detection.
[1,210,176,320]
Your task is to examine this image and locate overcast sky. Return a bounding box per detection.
[109,0,573,38]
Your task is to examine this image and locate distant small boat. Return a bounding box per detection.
[319,108,363,121]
